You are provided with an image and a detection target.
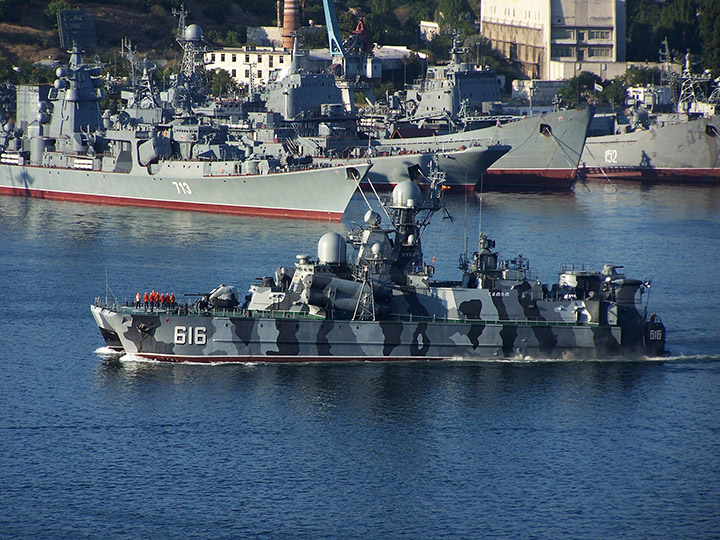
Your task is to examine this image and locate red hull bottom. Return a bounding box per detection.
[134,353,450,364]
[478,169,576,191]
[579,167,720,184]
[0,186,344,221]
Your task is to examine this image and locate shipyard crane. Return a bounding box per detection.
[322,0,346,63]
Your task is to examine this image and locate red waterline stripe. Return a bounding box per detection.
[0,186,343,221]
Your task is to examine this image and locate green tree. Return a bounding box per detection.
[557,71,602,108]
[602,77,629,108]
[624,65,663,86]
[44,0,72,28]
[659,0,700,54]
[699,0,720,77]
[209,68,237,97]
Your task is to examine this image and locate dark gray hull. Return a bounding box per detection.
[91,304,661,363]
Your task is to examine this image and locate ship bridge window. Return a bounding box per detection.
[706,124,718,137]
[539,124,552,137]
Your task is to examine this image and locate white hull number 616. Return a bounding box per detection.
[174,326,207,345]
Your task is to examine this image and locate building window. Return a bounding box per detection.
[232,54,236,62]
[551,46,573,58]
[589,30,611,40]
[245,54,250,62]
[245,69,250,78]
[258,69,262,78]
[211,53,216,62]
[231,69,236,77]
[589,47,611,57]
[577,31,585,41]
[269,56,274,68]
[258,55,263,64]
[551,28,573,40]
[221,53,225,62]
[279,56,284,64]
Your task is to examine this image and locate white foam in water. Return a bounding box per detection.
[119,353,159,363]
[94,346,123,356]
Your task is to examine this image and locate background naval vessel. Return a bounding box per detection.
[91,175,666,362]
[0,13,375,220]
[580,112,720,184]
[356,39,594,191]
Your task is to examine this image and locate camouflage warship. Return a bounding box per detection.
[91,175,666,362]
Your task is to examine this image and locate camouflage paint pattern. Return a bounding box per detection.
[91,300,663,363]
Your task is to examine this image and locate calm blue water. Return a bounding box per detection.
[1,182,719,539]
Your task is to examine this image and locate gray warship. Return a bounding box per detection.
[580,47,720,185]
[580,112,720,184]
[369,107,595,191]
[0,12,376,220]
[91,175,666,362]
[255,40,509,190]
[352,36,594,191]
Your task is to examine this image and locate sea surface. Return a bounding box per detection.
[1,181,719,539]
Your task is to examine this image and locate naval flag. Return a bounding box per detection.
[594,82,603,93]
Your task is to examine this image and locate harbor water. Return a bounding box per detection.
[1,181,719,539]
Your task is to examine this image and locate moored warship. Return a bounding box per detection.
[580,113,720,184]
[91,174,666,362]
[370,107,594,191]
[0,19,373,220]
[256,40,510,190]
[356,38,594,191]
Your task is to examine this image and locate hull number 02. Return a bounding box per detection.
[174,326,207,345]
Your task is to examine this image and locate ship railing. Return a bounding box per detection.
[386,313,597,327]
[559,263,598,273]
[93,301,598,327]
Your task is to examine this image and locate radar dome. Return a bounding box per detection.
[317,232,346,264]
[392,181,421,207]
[364,210,381,227]
[184,24,203,42]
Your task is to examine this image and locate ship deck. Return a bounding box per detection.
[94,302,597,327]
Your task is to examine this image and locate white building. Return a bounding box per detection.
[205,46,292,87]
[419,21,440,42]
[480,0,626,81]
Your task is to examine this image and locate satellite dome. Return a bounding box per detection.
[364,210,380,227]
[317,232,346,264]
[184,24,203,42]
[392,181,421,208]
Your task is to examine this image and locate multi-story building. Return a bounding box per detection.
[480,0,626,81]
[205,46,292,88]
